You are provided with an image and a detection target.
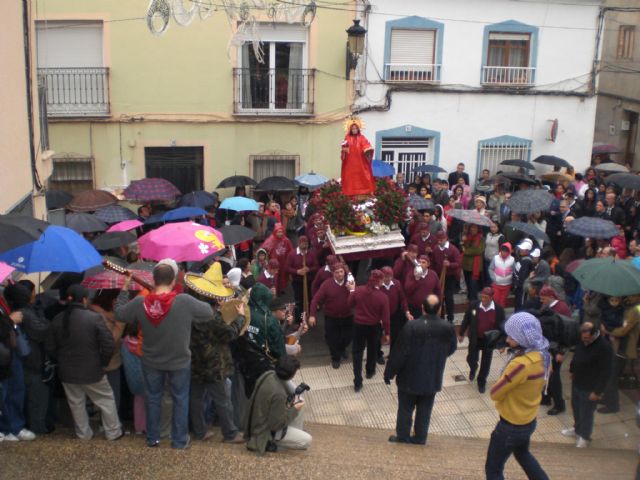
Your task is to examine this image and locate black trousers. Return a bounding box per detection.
[352,323,378,387]
[390,309,407,351]
[443,276,457,322]
[324,315,353,361]
[542,358,565,410]
[396,390,436,444]
[467,337,493,387]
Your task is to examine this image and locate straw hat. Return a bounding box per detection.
[184,262,234,301]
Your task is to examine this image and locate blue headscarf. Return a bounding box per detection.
[504,312,551,382]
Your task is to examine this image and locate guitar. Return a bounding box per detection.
[284,303,309,345]
[102,260,155,291]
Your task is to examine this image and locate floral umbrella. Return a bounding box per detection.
[138,221,225,262]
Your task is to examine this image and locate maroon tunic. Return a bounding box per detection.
[404,269,442,308]
[256,271,276,290]
[311,266,332,296]
[392,256,416,285]
[348,286,390,335]
[310,278,351,318]
[285,248,319,283]
[431,243,462,280]
[551,300,572,317]
[381,281,409,315]
[409,232,437,258]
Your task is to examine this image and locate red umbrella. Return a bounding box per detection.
[67,190,118,212]
[592,143,620,155]
[82,269,152,291]
[124,178,181,202]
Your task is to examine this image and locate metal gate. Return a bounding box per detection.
[380,137,431,183]
[144,147,204,195]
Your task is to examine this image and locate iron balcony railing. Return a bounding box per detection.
[233,68,315,115]
[38,67,110,117]
[481,66,535,86]
[384,63,442,83]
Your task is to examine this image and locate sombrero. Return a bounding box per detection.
[183,262,234,301]
[219,296,251,335]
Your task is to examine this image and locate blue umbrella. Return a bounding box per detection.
[178,191,218,209]
[0,225,102,273]
[413,164,446,174]
[372,160,395,178]
[219,196,259,212]
[161,207,208,222]
[294,172,329,189]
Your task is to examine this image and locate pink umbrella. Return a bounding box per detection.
[107,220,143,233]
[138,222,225,262]
[0,262,15,282]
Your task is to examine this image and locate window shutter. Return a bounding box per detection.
[390,29,435,65]
[36,21,103,68]
[488,32,529,42]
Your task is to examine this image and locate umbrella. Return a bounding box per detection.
[498,172,538,186]
[107,220,143,233]
[540,172,572,183]
[218,225,256,245]
[506,222,551,243]
[565,217,618,239]
[143,213,166,225]
[506,189,554,214]
[500,159,535,170]
[216,175,257,189]
[138,222,225,262]
[92,231,137,251]
[565,259,584,274]
[45,190,73,210]
[94,205,138,223]
[0,262,15,282]
[413,164,447,174]
[161,207,208,222]
[67,189,118,212]
[82,269,153,291]
[571,257,640,296]
[219,196,259,212]
[124,178,181,202]
[594,163,629,173]
[447,209,493,227]
[0,225,101,273]
[178,191,218,209]
[533,155,572,169]
[255,176,296,191]
[0,215,50,255]
[592,143,621,155]
[295,172,329,189]
[605,173,640,191]
[408,195,435,211]
[65,213,107,233]
[372,160,395,178]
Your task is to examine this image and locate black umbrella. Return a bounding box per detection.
[408,195,435,211]
[255,176,296,191]
[0,215,49,254]
[216,175,257,189]
[413,164,447,174]
[92,231,136,251]
[499,172,538,186]
[218,225,256,245]
[506,189,554,214]
[605,173,640,191]
[178,191,218,208]
[65,213,108,233]
[506,222,550,243]
[500,159,535,170]
[595,162,629,173]
[566,217,618,239]
[45,190,73,210]
[532,155,571,169]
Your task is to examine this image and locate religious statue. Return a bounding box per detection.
[340,118,375,197]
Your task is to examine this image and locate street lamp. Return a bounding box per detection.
[346,19,367,80]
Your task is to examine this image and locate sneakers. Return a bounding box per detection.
[3,434,20,442]
[576,436,590,448]
[146,439,160,448]
[561,427,576,437]
[0,433,4,442]
[7,429,36,442]
[547,407,566,416]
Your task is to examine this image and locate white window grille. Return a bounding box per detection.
[478,140,531,175]
[250,154,298,183]
[381,137,431,183]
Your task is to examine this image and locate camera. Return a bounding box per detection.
[287,382,311,406]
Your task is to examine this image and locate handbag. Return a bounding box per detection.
[14,325,31,358]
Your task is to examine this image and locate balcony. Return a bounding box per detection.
[233,68,315,116]
[38,67,110,117]
[384,64,441,83]
[481,66,535,86]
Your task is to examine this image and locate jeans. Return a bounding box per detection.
[0,352,26,435]
[463,270,479,301]
[142,364,191,448]
[467,338,493,387]
[571,384,597,441]
[352,323,378,387]
[325,315,353,361]
[190,379,238,440]
[485,419,549,480]
[396,390,436,444]
[24,368,51,434]
[542,359,565,410]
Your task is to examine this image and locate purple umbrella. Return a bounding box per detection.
[124,178,181,202]
[592,143,620,155]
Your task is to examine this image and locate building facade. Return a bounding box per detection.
[593,1,640,169]
[355,0,602,183]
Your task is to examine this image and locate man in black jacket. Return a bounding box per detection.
[458,287,505,393]
[448,162,470,187]
[384,294,456,445]
[562,322,613,448]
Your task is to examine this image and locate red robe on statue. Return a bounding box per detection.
[340,128,375,196]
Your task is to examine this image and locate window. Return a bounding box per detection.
[145,147,204,195]
[381,138,431,183]
[482,21,537,86]
[234,25,314,115]
[250,154,298,183]
[36,21,109,117]
[477,136,532,175]
[617,25,635,60]
[49,156,94,194]
[383,17,444,83]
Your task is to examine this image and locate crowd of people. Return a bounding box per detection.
[0,160,639,477]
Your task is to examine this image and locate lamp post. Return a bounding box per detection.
[346,19,367,80]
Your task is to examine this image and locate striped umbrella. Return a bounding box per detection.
[506,189,554,214]
[565,217,618,239]
[124,178,181,202]
[447,209,493,227]
[82,269,152,291]
[94,205,138,223]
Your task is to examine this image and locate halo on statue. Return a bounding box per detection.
[343,117,366,134]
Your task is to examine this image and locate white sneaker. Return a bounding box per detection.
[17,429,36,441]
[0,433,5,442]
[561,427,575,437]
[576,436,590,448]
[4,433,19,442]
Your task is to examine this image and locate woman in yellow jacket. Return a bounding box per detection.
[485,312,550,480]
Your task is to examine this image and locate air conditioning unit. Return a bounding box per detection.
[621,120,631,131]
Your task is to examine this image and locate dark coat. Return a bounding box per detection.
[459,300,505,350]
[20,306,50,373]
[384,314,457,395]
[46,304,114,384]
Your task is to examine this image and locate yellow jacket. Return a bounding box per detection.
[610,304,640,360]
[490,351,545,425]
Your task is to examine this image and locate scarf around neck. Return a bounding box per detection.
[143,291,178,327]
